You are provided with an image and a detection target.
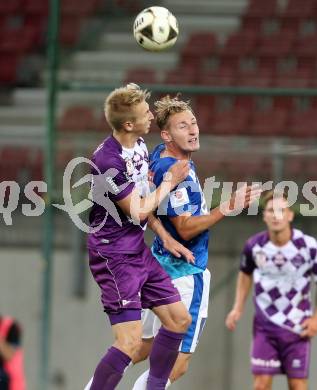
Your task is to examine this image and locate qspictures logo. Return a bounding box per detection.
[1,157,317,233]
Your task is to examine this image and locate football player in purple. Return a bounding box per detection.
[226,191,317,390]
[87,84,193,390]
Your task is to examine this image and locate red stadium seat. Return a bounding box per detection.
[288,109,317,138]
[164,67,197,85]
[59,17,82,46]
[115,0,143,14]
[0,147,31,182]
[94,113,113,134]
[0,55,19,85]
[0,0,22,15]
[249,109,288,136]
[281,18,304,35]
[23,0,49,16]
[221,31,258,59]
[208,108,250,136]
[234,96,257,110]
[58,106,96,132]
[257,32,296,59]
[0,27,36,54]
[61,0,96,17]
[193,95,215,130]
[125,68,157,84]
[181,32,218,67]
[198,67,236,87]
[273,68,313,88]
[273,97,296,111]
[294,33,317,60]
[236,67,274,87]
[244,0,278,18]
[283,0,315,19]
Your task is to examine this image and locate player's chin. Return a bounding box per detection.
[189,143,200,151]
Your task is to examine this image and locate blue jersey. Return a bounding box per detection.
[150,143,210,279]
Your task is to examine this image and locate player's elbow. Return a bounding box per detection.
[177,228,194,242]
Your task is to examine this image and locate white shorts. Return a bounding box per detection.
[142,268,211,353]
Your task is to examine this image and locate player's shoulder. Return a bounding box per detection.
[150,143,176,173]
[245,230,270,250]
[92,136,125,170]
[292,228,317,249]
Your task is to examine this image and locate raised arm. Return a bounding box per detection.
[225,271,253,331]
[117,160,189,222]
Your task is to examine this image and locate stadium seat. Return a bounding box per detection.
[61,0,97,17]
[236,67,274,87]
[241,0,278,32]
[0,27,35,54]
[23,0,49,16]
[257,32,296,59]
[94,113,116,134]
[0,0,22,15]
[208,108,250,136]
[293,33,317,60]
[282,0,315,19]
[234,96,257,110]
[0,147,31,182]
[279,16,302,34]
[193,95,215,130]
[244,0,278,18]
[0,55,19,85]
[272,96,296,111]
[59,17,82,46]
[115,0,143,14]
[198,67,236,87]
[125,68,157,84]
[58,106,96,132]
[249,109,288,136]
[288,109,317,138]
[164,67,197,85]
[221,30,258,59]
[273,68,313,88]
[180,32,218,68]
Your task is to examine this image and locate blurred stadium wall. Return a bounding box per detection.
[1,0,317,389]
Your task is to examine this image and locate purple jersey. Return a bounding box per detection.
[88,135,149,254]
[241,228,317,334]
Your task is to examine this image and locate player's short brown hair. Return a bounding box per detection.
[104,83,150,130]
[155,94,193,130]
[262,190,288,208]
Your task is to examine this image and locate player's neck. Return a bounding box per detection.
[162,144,191,160]
[112,130,138,149]
[269,227,292,247]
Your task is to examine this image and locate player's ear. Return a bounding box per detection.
[161,129,172,142]
[123,120,134,132]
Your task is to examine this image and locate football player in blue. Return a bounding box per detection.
[132,95,261,389]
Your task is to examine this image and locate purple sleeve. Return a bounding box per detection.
[93,154,135,202]
[240,240,255,275]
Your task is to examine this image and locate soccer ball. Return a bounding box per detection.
[133,6,179,52]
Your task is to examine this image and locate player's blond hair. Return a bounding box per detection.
[155,94,193,130]
[104,83,151,130]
